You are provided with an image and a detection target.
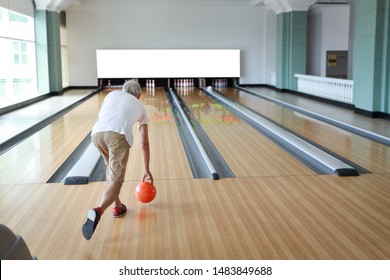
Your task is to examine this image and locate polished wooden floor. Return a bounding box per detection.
[179,88,314,177]
[219,87,390,173]
[0,87,389,260]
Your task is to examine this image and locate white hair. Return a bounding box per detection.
[122,80,141,97]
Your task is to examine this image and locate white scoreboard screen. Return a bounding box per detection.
[96,49,240,78]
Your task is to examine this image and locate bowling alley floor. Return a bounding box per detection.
[246,86,390,138]
[1,173,389,260]
[1,87,390,260]
[0,89,96,151]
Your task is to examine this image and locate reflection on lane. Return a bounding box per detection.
[178,87,314,177]
[218,87,390,173]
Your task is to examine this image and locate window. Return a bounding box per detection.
[0,6,37,108]
[0,7,10,37]
[13,41,28,65]
[9,11,28,23]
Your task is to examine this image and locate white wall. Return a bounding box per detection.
[307,4,350,77]
[66,0,267,86]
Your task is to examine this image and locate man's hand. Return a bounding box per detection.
[143,169,154,185]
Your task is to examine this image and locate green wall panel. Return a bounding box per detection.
[34,8,62,94]
[276,11,307,91]
[353,0,389,114]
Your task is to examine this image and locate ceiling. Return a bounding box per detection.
[33,0,347,13]
[34,0,82,12]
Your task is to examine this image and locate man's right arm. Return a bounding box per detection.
[139,124,153,184]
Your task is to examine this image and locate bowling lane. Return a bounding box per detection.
[178,87,315,177]
[124,87,193,181]
[0,87,193,185]
[0,92,105,185]
[219,88,390,174]
[0,89,96,147]
[248,86,390,138]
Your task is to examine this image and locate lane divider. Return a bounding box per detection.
[204,86,359,176]
[168,88,219,180]
[239,86,390,147]
[63,142,101,185]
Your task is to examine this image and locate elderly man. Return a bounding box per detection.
[82,80,153,240]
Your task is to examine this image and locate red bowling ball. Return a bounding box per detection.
[135,181,156,203]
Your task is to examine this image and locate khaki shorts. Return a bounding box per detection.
[92,131,130,183]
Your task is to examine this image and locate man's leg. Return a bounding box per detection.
[83,132,129,240]
[99,167,123,211]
